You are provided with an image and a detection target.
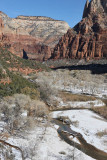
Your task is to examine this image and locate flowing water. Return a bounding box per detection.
[52,110,107,160]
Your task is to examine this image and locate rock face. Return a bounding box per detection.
[52,0,107,60]
[0,11,70,60]
[0,0,107,61]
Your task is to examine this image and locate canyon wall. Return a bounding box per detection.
[0,11,70,60]
[51,0,107,60]
[0,0,107,61]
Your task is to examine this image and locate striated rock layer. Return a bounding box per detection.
[51,0,107,60]
[0,12,70,60]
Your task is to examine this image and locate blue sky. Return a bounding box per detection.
[0,0,87,28]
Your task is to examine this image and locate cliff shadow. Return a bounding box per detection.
[23,49,28,60]
[52,64,107,74]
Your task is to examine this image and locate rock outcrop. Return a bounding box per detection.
[0,0,107,61]
[0,11,70,60]
[51,0,107,60]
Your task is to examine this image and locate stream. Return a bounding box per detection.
[51,109,107,160]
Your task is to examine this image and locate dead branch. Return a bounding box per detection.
[0,139,24,160]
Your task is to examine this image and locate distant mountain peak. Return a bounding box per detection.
[83,0,90,18]
[51,0,107,60]
[83,0,107,18]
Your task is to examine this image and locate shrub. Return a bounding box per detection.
[21,87,40,99]
[0,100,22,133]
[91,106,107,119]
[28,100,49,117]
[37,76,58,105]
[0,67,6,78]
[60,92,96,102]
[0,94,32,133]
[0,144,15,160]
[96,129,107,137]
[0,70,39,98]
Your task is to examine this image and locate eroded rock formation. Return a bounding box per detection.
[0,11,70,60]
[52,0,107,60]
[0,0,107,61]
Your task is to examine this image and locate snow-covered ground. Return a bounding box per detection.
[58,99,105,108]
[0,120,95,160]
[1,108,107,160]
[51,109,107,153]
[0,69,107,159]
[35,70,107,99]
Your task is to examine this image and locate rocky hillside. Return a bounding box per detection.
[0,12,70,61]
[51,0,107,60]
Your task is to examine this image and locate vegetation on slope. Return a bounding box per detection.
[0,47,50,71]
[0,47,50,98]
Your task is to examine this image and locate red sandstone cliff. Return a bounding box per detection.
[0,0,107,61]
[51,0,107,60]
[0,12,69,61]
